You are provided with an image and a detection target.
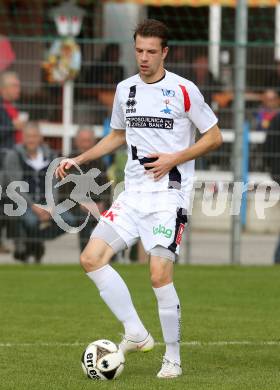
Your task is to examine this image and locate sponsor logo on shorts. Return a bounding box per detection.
[102,210,117,222]
[175,223,185,245]
[126,116,173,130]
[153,224,173,239]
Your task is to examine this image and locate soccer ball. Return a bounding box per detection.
[81,339,125,380]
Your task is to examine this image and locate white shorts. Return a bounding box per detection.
[94,191,188,256]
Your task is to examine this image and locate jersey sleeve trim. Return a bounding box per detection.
[111,127,126,131]
[179,84,191,112]
[110,84,126,130]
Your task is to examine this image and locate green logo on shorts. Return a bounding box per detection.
[153,224,173,239]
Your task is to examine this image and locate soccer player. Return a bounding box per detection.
[56,19,222,378]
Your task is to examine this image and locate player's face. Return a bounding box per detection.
[135,35,168,83]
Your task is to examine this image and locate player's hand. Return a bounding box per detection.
[143,153,178,181]
[55,158,78,180]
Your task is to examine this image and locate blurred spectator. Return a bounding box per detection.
[0,36,15,72]
[3,122,74,263]
[263,61,280,91]
[249,89,279,171]
[167,51,223,107]
[85,43,124,87]
[0,71,26,253]
[252,89,279,132]
[66,127,110,252]
[77,44,124,125]
[166,45,188,78]
[187,55,223,106]
[0,71,26,147]
[263,112,280,264]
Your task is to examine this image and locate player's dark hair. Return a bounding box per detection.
[133,19,169,49]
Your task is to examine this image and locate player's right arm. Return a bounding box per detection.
[56,129,125,179]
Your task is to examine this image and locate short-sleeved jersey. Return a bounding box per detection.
[110,70,218,196]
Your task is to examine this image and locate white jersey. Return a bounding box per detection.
[110,70,218,198]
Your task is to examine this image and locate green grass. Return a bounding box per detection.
[0,264,279,390]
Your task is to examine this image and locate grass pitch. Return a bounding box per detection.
[0,264,279,390]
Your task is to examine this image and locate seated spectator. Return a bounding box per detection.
[252,89,279,131]
[3,121,75,263]
[62,127,110,252]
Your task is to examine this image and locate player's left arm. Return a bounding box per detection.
[144,124,222,181]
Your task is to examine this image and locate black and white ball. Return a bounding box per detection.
[81,339,125,380]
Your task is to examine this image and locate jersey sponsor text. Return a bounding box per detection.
[126,116,174,129]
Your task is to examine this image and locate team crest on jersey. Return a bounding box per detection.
[162,89,175,97]
[160,99,172,115]
[126,85,137,113]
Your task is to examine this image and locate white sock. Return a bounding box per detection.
[87,265,147,341]
[153,283,181,365]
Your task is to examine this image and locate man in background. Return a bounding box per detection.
[249,89,279,171]
[188,55,222,106]
[0,71,23,148]
[263,112,280,264]
[253,89,279,132]
[68,127,109,252]
[4,122,74,263]
[0,71,26,253]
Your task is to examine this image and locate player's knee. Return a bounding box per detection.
[150,257,173,288]
[80,250,105,272]
[150,269,172,288]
